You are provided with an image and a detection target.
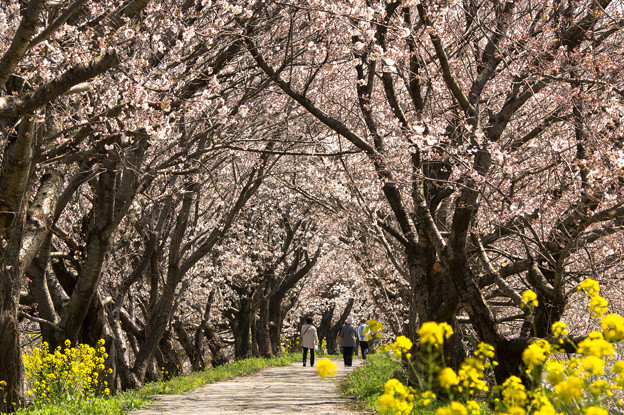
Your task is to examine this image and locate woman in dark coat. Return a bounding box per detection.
[338,316,358,366]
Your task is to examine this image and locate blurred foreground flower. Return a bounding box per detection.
[317,358,337,379]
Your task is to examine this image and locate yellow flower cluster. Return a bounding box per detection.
[601,313,624,343]
[379,378,415,415]
[522,339,551,373]
[384,336,413,356]
[500,376,527,407]
[474,342,495,360]
[362,319,384,341]
[23,339,111,407]
[552,321,569,343]
[457,357,489,395]
[316,358,337,379]
[379,279,624,415]
[439,368,460,390]
[418,322,453,348]
[520,290,538,308]
[578,278,609,318]
[436,400,471,415]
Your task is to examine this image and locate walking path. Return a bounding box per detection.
[130,358,364,414]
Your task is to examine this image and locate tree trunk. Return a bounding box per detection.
[0,275,24,412]
[320,299,354,355]
[232,299,253,359]
[203,323,228,367]
[317,305,336,354]
[159,331,182,378]
[256,301,272,357]
[174,319,206,371]
[0,117,37,411]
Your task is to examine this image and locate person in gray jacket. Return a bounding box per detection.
[301,316,318,367]
[338,316,358,366]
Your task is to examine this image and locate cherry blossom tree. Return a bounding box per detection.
[243,0,624,378]
[0,0,154,407]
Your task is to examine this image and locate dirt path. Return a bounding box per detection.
[130,358,365,414]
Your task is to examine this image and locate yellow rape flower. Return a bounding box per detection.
[439,367,460,390]
[589,379,612,397]
[457,357,488,394]
[613,361,624,374]
[474,342,495,359]
[316,359,337,380]
[418,390,436,406]
[545,360,566,385]
[465,400,480,415]
[589,295,609,319]
[578,278,600,295]
[551,322,568,343]
[532,392,556,415]
[578,332,614,358]
[363,320,384,341]
[501,376,527,407]
[554,376,584,404]
[393,336,413,354]
[534,404,557,415]
[436,401,468,415]
[581,356,605,376]
[522,339,550,372]
[601,313,624,343]
[380,379,415,415]
[418,322,453,348]
[521,290,538,308]
[583,406,608,415]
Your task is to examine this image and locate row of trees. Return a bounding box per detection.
[1,0,623,411]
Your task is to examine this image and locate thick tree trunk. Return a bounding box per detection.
[317,305,336,354]
[319,299,354,355]
[255,302,272,357]
[159,331,182,378]
[0,276,24,412]
[268,296,284,355]
[232,299,253,359]
[0,117,37,411]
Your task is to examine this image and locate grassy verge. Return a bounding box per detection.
[10,353,300,415]
[339,353,405,413]
[339,354,492,415]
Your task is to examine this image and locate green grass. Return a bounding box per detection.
[339,354,492,414]
[11,390,147,415]
[9,353,300,415]
[339,353,405,413]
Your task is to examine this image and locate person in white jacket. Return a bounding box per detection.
[301,316,319,367]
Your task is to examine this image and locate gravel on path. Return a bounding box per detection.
[129,358,364,415]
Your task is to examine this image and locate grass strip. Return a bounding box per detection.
[338,353,405,413]
[11,353,300,415]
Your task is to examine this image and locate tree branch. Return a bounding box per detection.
[0,51,120,119]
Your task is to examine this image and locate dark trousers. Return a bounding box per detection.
[342,346,354,366]
[360,341,369,360]
[303,347,315,366]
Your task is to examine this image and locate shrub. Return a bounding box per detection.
[22,339,112,408]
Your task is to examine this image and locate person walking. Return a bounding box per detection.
[301,316,318,367]
[338,316,358,367]
[358,318,369,360]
